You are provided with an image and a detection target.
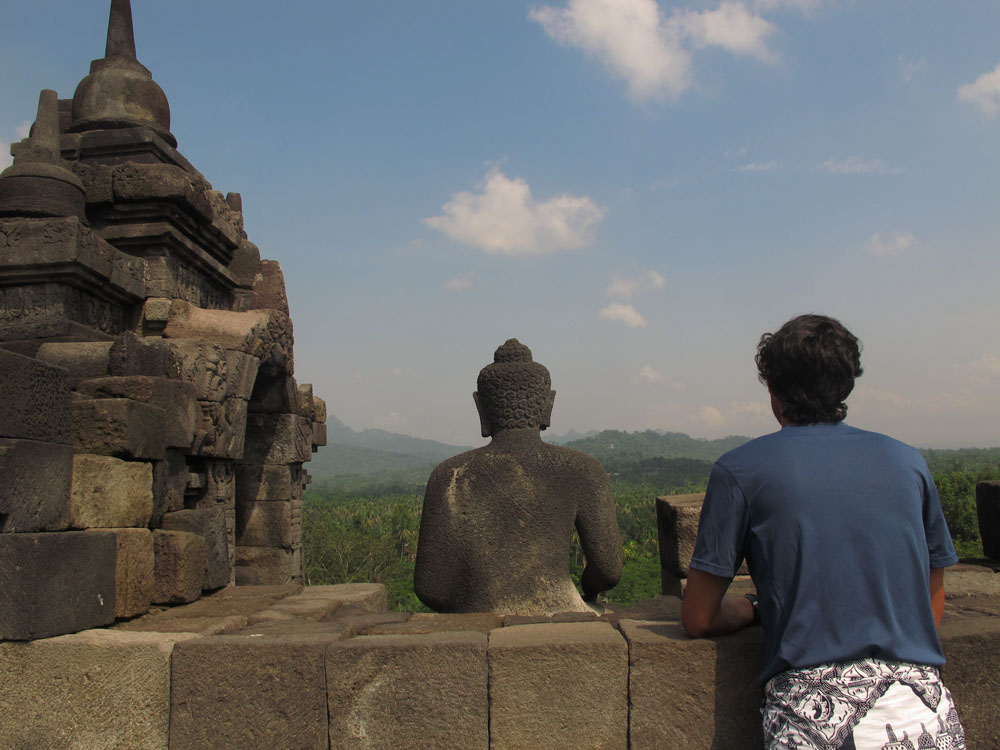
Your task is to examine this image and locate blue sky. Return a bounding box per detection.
[3,0,999,447]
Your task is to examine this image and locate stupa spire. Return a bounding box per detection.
[0,90,86,219]
[105,0,138,59]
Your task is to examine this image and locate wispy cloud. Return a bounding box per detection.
[734,160,777,172]
[866,232,916,257]
[637,364,666,382]
[443,272,477,291]
[752,0,822,11]
[958,63,1000,116]
[530,0,778,102]
[0,121,32,170]
[424,165,605,255]
[897,54,926,84]
[599,302,647,327]
[606,269,666,297]
[821,156,901,175]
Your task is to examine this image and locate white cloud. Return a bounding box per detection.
[753,0,821,11]
[866,232,916,257]
[677,2,777,62]
[958,63,1000,116]
[424,166,605,255]
[960,353,1000,386]
[0,121,32,171]
[821,156,900,175]
[599,302,647,327]
[897,54,926,84]
[443,272,476,291]
[637,364,666,382]
[735,160,777,172]
[606,268,666,297]
[729,400,765,415]
[690,405,725,429]
[529,0,777,101]
[373,411,408,430]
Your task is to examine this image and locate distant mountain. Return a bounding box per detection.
[544,428,600,445]
[564,429,750,470]
[308,416,473,480]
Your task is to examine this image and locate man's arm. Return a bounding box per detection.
[930,567,945,628]
[681,568,756,638]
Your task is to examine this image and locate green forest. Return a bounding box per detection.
[302,432,1000,612]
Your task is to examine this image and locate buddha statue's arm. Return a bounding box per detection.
[575,470,624,600]
[413,466,459,612]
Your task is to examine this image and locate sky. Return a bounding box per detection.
[2,0,999,448]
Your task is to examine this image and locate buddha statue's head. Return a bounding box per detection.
[474,339,555,437]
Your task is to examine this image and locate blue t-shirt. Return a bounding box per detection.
[690,422,958,684]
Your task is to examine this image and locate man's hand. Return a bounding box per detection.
[681,568,756,637]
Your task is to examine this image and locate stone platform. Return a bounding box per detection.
[1,567,998,749]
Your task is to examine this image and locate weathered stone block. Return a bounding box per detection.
[0,629,197,749]
[108,330,179,379]
[312,421,327,448]
[313,395,327,424]
[112,162,212,219]
[163,299,292,373]
[34,340,112,385]
[170,631,337,749]
[237,500,293,548]
[151,449,187,526]
[70,454,152,528]
[0,348,71,444]
[248,372,297,413]
[190,397,248,458]
[295,382,315,419]
[76,375,199,448]
[230,240,260,288]
[488,622,628,750]
[241,413,312,465]
[89,528,154,618]
[250,259,290,314]
[165,338,259,401]
[327,631,488,750]
[152,529,206,605]
[236,463,294,502]
[72,397,167,459]
[656,493,705,579]
[0,438,72,532]
[0,531,116,640]
[976,480,1000,560]
[161,508,230,590]
[620,620,764,750]
[235,545,295,585]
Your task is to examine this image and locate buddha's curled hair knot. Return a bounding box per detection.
[478,339,550,429]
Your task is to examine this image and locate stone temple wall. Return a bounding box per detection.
[0,0,326,641]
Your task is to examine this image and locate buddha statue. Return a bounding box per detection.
[414,339,622,615]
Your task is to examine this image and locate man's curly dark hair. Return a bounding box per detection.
[755,314,863,424]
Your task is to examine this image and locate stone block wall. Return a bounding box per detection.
[0,581,997,749]
[0,0,325,640]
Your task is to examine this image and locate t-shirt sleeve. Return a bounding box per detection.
[920,465,959,569]
[689,461,750,578]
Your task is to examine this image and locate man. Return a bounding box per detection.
[414,338,622,615]
[681,314,964,749]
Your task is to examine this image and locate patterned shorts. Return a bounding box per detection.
[762,658,966,749]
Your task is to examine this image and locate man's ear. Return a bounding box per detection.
[540,389,556,431]
[473,392,491,438]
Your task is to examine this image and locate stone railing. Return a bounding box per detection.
[1,575,997,749]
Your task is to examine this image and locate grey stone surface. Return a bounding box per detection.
[161,507,230,590]
[977,480,1000,561]
[108,331,179,379]
[235,545,296,585]
[0,629,196,750]
[251,259,290,314]
[72,396,167,459]
[415,339,622,614]
[165,338,259,401]
[327,631,488,750]
[151,529,206,604]
[248,372,297,413]
[76,375,199,449]
[34,340,112,385]
[0,438,72,532]
[0,348,71,444]
[151,449,187,526]
[0,531,116,640]
[620,619,764,750]
[170,631,336,750]
[236,462,296,502]
[89,528,154,618]
[190,397,248,458]
[70,453,152,528]
[242,412,312,465]
[656,493,704,579]
[488,621,628,750]
[237,500,293,548]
